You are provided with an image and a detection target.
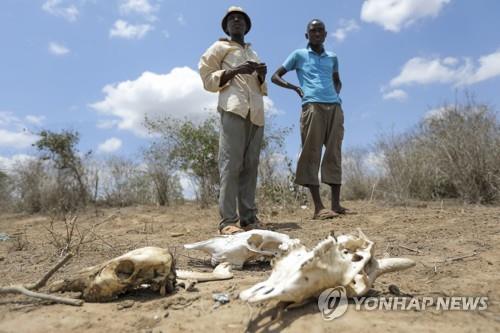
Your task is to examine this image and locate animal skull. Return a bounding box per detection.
[50,247,234,302]
[184,230,298,268]
[50,247,176,302]
[240,230,415,304]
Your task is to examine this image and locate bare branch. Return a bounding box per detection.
[0,286,83,306]
[26,253,73,290]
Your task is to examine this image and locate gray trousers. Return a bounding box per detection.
[218,111,263,230]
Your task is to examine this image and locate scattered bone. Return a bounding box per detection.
[176,279,197,291]
[177,262,233,282]
[176,263,234,291]
[184,230,297,268]
[240,229,415,304]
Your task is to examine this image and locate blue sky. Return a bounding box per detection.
[1,0,500,169]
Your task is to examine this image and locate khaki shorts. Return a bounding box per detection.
[295,103,344,186]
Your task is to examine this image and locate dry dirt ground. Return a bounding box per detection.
[0,201,499,333]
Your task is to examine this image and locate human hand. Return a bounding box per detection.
[234,61,257,75]
[294,86,304,98]
[255,63,267,79]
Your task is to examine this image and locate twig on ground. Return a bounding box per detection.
[434,251,479,263]
[0,286,83,306]
[244,303,255,330]
[27,253,73,290]
[398,244,422,254]
[0,252,83,306]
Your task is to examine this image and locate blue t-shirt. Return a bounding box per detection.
[282,47,341,105]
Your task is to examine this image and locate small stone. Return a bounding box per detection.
[163,311,170,318]
[212,292,230,304]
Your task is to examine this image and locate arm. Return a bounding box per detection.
[199,42,255,92]
[333,71,342,94]
[220,62,257,87]
[255,63,267,85]
[271,66,304,98]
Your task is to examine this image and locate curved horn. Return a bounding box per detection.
[373,258,416,279]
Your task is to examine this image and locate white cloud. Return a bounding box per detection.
[48,42,70,56]
[382,89,408,101]
[177,14,186,26]
[0,112,18,127]
[424,104,484,122]
[361,0,451,32]
[91,66,279,137]
[263,97,283,116]
[97,137,123,153]
[442,57,459,66]
[466,51,500,85]
[332,19,360,42]
[96,119,120,129]
[424,107,448,121]
[390,57,471,86]
[0,154,36,172]
[109,20,153,39]
[178,171,196,200]
[119,0,159,21]
[0,129,38,149]
[42,0,79,22]
[25,115,46,125]
[364,151,386,175]
[0,111,39,149]
[389,49,500,88]
[90,67,217,137]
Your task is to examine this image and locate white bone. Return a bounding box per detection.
[240,230,415,304]
[176,262,233,282]
[184,230,297,268]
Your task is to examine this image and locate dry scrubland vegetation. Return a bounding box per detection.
[0,96,499,332]
[1,96,498,216]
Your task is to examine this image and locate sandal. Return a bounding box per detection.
[242,221,266,231]
[333,206,356,215]
[241,217,267,231]
[312,209,338,220]
[219,224,244,235]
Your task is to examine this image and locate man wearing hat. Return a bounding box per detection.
[199,7,267,234]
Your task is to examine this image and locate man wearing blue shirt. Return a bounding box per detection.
[272,19,348,219]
